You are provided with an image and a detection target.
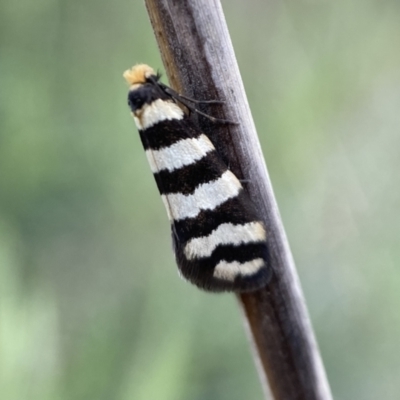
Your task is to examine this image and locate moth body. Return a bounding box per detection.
[124,64,271,292]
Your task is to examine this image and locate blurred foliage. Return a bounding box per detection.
[1,0,400,399]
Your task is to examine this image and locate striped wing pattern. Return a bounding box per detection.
[139,110,270,292]
[125,64,271,292]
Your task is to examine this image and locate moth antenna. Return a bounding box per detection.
[168,94,235,124]
[182,101,236,124]
[161,84,224,105]
[156,81,234,123]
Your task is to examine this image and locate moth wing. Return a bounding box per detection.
[170,184,272,293]
[138,105,271,292]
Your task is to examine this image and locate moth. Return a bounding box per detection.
[123,64,271,292]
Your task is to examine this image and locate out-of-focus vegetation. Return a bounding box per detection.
[1,0,400,399]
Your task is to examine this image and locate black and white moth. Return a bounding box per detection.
[123,64,271,292]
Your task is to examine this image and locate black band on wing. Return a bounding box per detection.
[172,230,271,292]
[172,190,260,243]
[139,118,202,150]
[153,151,228,195]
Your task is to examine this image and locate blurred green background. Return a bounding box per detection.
[1,0,400,399]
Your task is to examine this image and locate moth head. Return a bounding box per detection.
[123,64,156,87]
[124,64,170,115]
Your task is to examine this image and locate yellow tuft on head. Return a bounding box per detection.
[123,64,156,85]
